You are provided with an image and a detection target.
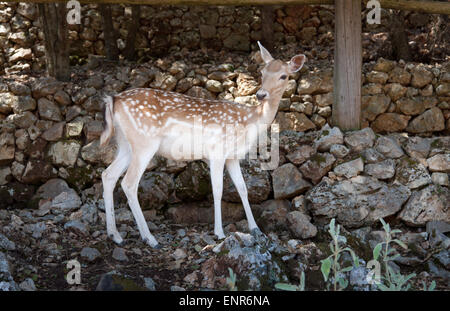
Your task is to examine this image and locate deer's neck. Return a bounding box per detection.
[253,92,283,127]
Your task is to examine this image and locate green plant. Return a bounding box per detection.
[372,218,416,291]
[226,268,237,291]
[320,219,359,291]
[422,280,436,291]
[275,271,305,291]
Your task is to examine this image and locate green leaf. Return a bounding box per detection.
[338,277,348,290]
[275,283,299,291]
[329,218,336,234]
[380,218,389,231]
[321,257,332,282]
[338,235,347,244]
[341,266,354,273]
[393,239,408,249]
[428,281,436,291]
[299,272,306,291]
[343,247,360,267]
[373,243,383,261]
[377,283,390,291]
[386,254,400,261]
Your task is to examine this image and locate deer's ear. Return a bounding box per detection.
[257,41,274,64]
[287,54,306,73]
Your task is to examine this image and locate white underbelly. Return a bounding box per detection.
[156,125,256,161]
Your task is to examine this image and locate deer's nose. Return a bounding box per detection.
[256,90,268,101]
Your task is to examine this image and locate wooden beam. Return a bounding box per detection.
[332,0,362,131]
[8,0,450,15]
[38,3,70,81]
[7,0,334,5]
[374,0,450,15]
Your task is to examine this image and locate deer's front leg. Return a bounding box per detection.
[225,159,259,232]
[209,158,226,239]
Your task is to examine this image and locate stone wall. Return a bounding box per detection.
[1,2,441,72]
[0,2,448,231]
[2,3,337,72]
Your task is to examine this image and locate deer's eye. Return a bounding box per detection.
[280,74,287,80]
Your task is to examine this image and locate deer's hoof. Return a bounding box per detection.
[215,232,226,240]
[143,237,160,249]
[108,232,124,245]
[250,227,263,238]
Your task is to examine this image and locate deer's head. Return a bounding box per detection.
[256,41,306,103]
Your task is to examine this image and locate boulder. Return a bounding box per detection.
[373,58,395,72]
[223,160,271,204]
[384,83,407,101]
[306,176,411,227]
[256,200,290,232]
[315,124,344,152]
[21,160,56,184]
[299,153,335,184]
[394,158,432,189]
[399,185,450,226]
[33,178,81,212]
[344,128,376,153]
[200,231,286,290]
[427,154,450,173]
[272,163,312,199]
[406,107,445,133]
[333,158,364,178]
[397,97,437,116]
[175,161,211,201]
[372,113,410,133]
[364,159,396,180]
[374,136,404,159]
[361,148,385,164]
[362,94,390,121]
[330,144,349,159]
[80,139,116,165]
[287,211,317,239]
[388,67,411,85]
[285,144,316,165]
[37,98,62,121]
[403,137,431,160]
[297,70,333,95]
[410,66,434,88]
[47,140,81,167]
[275,112,316,132]
[137,172,174,210]
[431,172,449,186]
[166,201,245,224]
[0,252,19,291]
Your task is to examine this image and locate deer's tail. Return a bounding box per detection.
[100,95,115,148]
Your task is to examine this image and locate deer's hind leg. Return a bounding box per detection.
[209,158,226,239]
[102,129,131,245]
[121,140,161,248]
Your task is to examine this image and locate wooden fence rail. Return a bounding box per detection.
[4,0,450,15]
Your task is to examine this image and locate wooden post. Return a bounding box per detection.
[261,5,275,51]
[100,4,119,62]
[38,3,70,81]
[123,5,141,61]
[332,0,362,131]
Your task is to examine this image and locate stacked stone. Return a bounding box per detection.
[0,3,336,72]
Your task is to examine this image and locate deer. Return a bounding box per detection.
[100,42,306,248]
